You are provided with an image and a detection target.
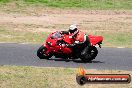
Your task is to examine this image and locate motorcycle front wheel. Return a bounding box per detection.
[37,46,51,59]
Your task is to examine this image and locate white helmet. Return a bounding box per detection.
[69,24,78,34]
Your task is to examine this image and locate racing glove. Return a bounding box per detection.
[65,43,77,48]
[61,31,69,35]
[61,44,66,47]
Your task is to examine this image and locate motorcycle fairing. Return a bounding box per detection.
[43,31,103,55]
[89,35,103,46]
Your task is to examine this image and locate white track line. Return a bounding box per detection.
[117,47,125,48]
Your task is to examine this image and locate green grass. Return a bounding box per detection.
[0,0,10,4]
[0,65,132,88]
[0,27,132,47]
[0,28,49,44]
[0,0,132,9]
[0,65,75,88]
[94,32,132,47]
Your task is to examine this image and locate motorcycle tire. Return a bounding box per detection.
[81,46,98,62]
[90,46,98,59]
[37,45,51,59]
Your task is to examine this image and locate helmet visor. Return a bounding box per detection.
[69,28,77,33]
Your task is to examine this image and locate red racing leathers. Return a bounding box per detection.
[61,30,91,55]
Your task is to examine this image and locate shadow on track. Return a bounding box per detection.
[46,58,104,63]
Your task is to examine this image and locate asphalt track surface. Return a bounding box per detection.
[0,43,132,70]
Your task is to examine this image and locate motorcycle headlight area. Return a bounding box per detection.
[47,42,52,46]
[75,41,79,44]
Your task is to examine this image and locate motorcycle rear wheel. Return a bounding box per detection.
[90,46,98,59]
[80,46,98,62]
[37,46,51,59]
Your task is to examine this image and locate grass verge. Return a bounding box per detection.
[0,28,49,44]
[0,65,132,88]
[94,31,132,48]
[0,0,132,9]
[0,27,132,47]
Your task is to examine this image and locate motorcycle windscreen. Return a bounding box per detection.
[51,32,62,39]
[46,32,62,46]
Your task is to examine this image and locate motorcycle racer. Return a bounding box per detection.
[61,24,91,56]
[37,24,103,62]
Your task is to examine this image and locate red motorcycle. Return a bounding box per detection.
[37,31,103,62]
